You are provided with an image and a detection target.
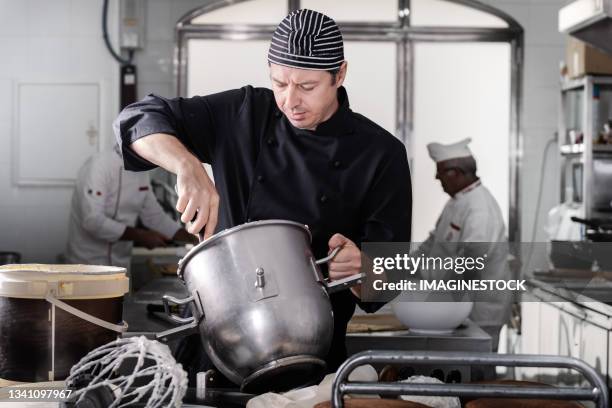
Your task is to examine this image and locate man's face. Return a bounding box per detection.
[435,161,462,196]
[269,62,346,131]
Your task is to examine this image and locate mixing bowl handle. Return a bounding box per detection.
[314,246,342,265]
[313,246,365,295]
[162,294,197,324]
[323,273,365,294]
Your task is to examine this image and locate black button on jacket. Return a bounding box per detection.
[114,85,412,372]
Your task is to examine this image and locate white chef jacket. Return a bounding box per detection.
[419,180,511,329]
[65,150,179,268]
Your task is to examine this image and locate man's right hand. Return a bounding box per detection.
[130,134,220,240]
[176,159,219,239]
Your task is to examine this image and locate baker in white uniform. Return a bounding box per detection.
[419,138,511,350]
[65,147,193,268]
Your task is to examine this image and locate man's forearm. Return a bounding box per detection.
[131,133,200,175]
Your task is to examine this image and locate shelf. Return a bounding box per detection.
[594,144,612,153]
[560,143,612,155]
[560,144,584,155]
[561,76,612,92]
[561,78,586,92]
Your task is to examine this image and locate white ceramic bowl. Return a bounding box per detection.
[391,300,473,334]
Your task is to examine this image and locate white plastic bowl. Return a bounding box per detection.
[391,300,473,334]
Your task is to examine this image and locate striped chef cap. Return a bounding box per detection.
[268,9,344,71]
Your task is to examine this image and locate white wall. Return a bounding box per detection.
[480,0,566,271]
[134,0,208,99]
[0,0,120,262]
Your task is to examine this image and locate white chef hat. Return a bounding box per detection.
[426,138,473,163]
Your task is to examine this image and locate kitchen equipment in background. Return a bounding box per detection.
[102,0,140,109]
[559,0,612,55]
[391,301,473,334]
[159,220,363,394]
[592,156,612,212]
[545,216,612,272]
[121,64,137,109]
[0,264,129,381]
[563,37,612,79]
[558,76,612,226]
[571,216,612,242]
[0,252,20,265]
[549,240,594,270]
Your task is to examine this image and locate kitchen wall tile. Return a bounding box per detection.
[527,4,566,47]
[0,205,26,254]
[26,37,74,78]
[0,38,29,77]
[0,80,12,124]
[70,37,117,77]
[523,86,559,128]
[27,0,72,38]
[0,0,29,37]
[524,45,565,88]
[138,81,174,100]
[0,120,11,165]
[70,0,104,38]
[0,160,16,204]
[520,126,560,270]
[134,39,174,83]
[520,126,560,224]
[3,204,73,263]
[146,0,173,42]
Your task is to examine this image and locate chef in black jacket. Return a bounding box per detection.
[114,9,412,374]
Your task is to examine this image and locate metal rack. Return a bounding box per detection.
[331,351,609,408]
[559,75,612,221]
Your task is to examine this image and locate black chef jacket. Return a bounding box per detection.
[115,85,412,372]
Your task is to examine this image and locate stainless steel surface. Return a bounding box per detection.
[331,351,609,408]
[163,294,197,324]
[177,220,355,388]
[254,267,265,288]
[314,246,341,265]
[528,277,612,319]
[559,0,612,54]
[173,1,523,245]
[346,319,491,354]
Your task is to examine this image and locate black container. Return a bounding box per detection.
[0,252,20,265]
[0,297,123,381]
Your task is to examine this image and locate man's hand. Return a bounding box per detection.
[131,134,219,240]
[328,233,362,298]
[176,160,219,240]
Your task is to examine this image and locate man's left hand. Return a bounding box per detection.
[328,233,362,298]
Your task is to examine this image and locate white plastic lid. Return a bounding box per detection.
[0,264,129,299]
